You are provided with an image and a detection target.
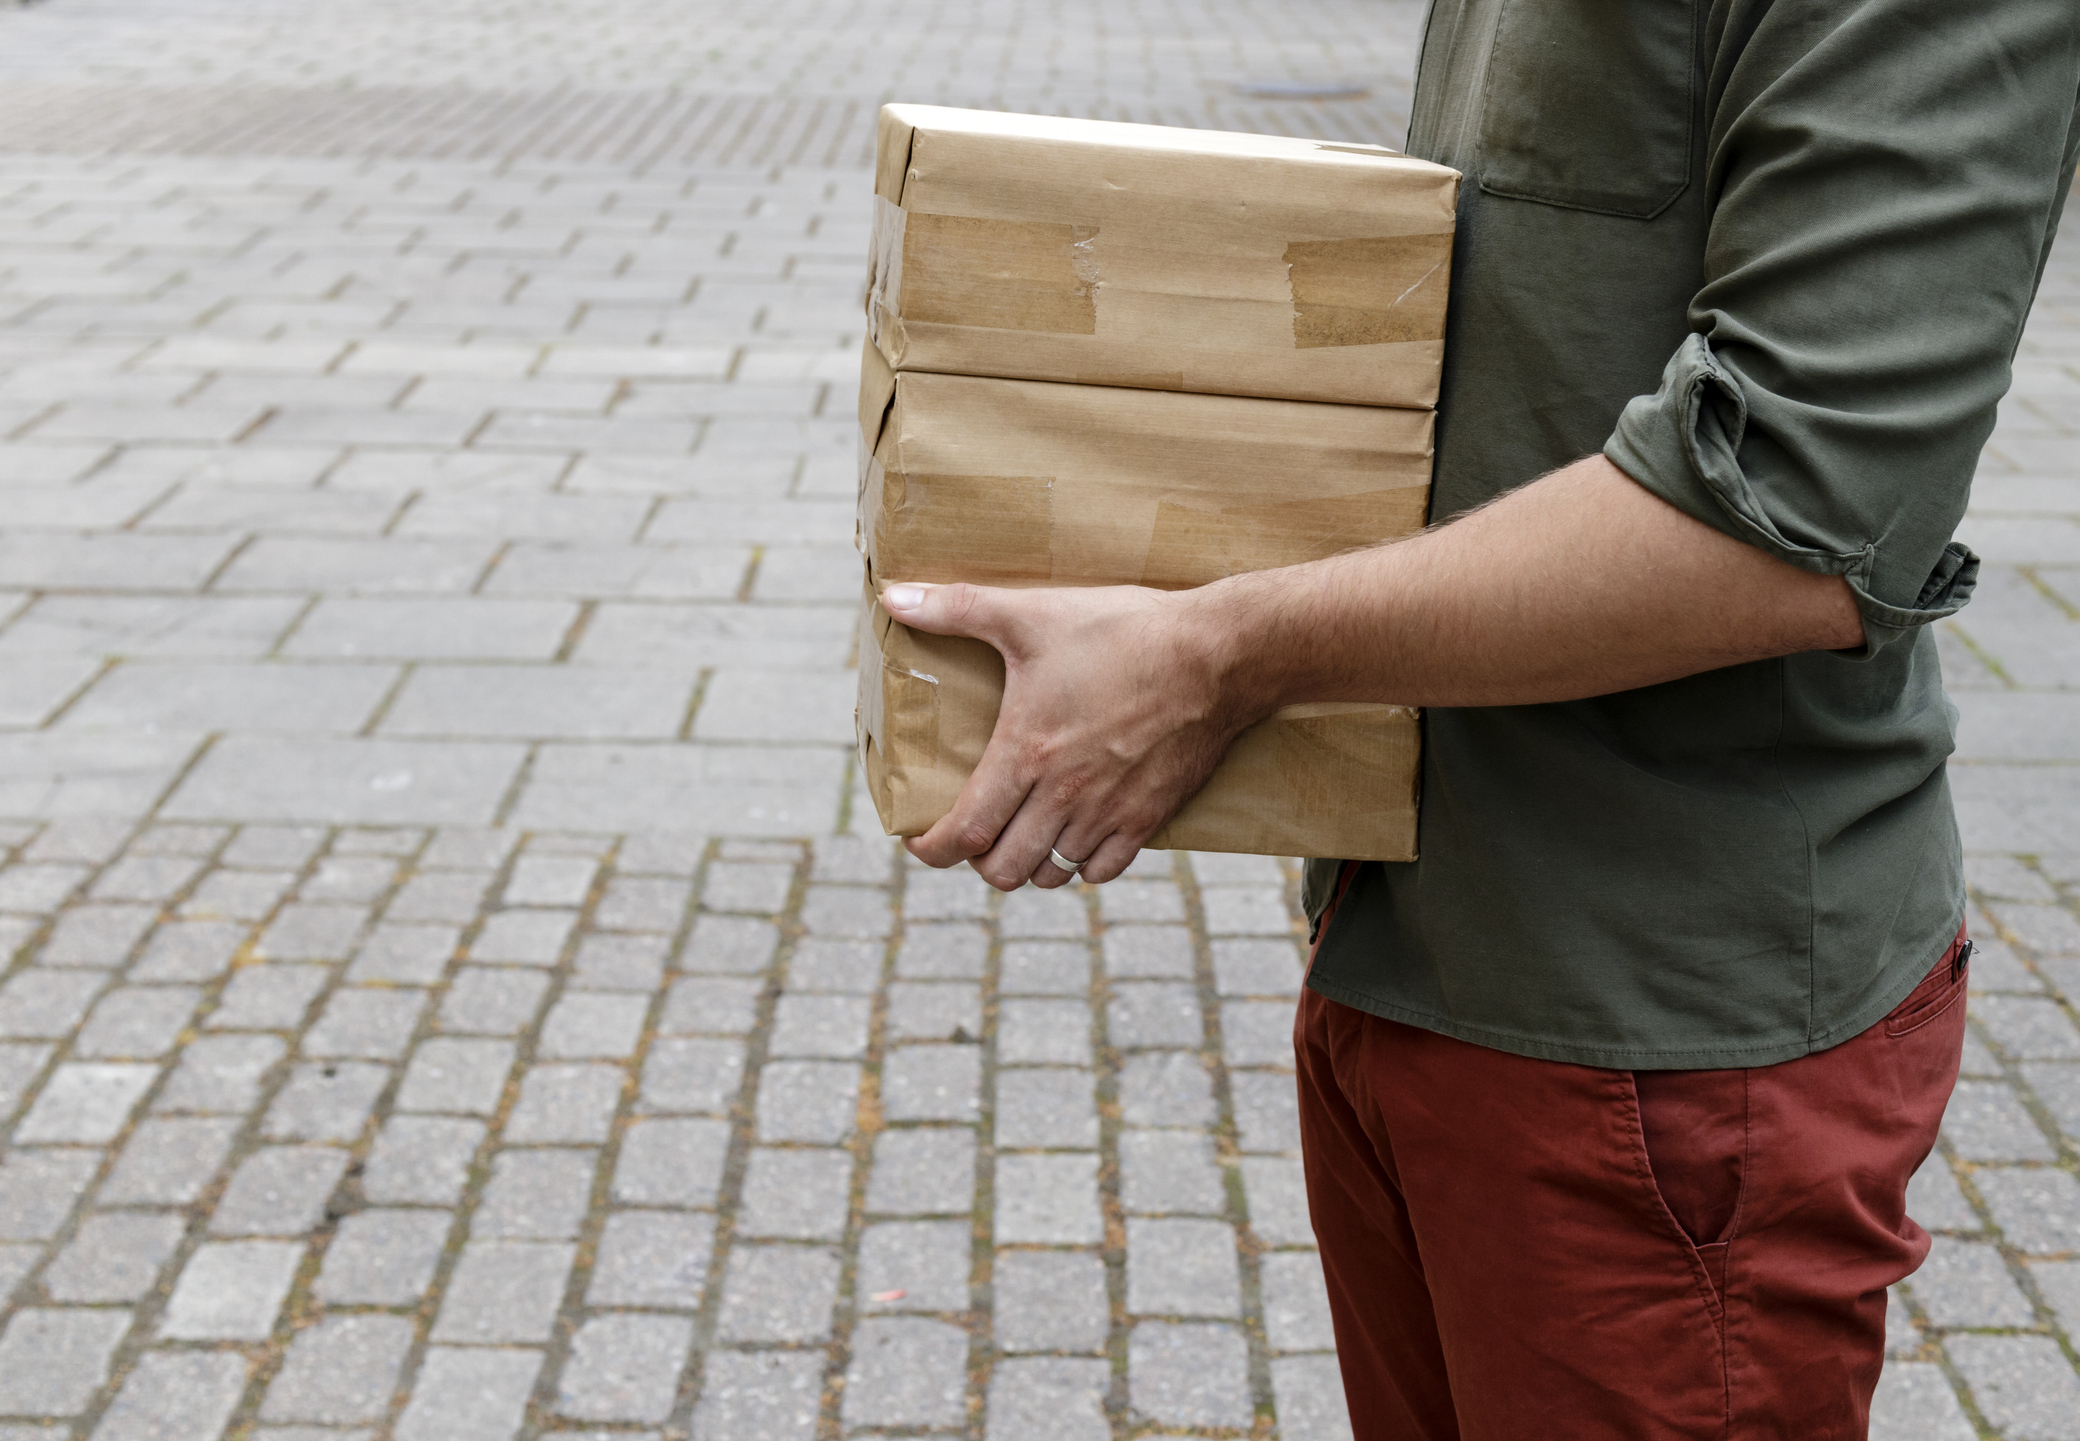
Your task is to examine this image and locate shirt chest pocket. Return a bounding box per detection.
[1476,0,1701,219]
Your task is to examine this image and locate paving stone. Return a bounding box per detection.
[1261,1248,1338,1353]
[1974,1167,2080,1254]
[613,1117,730,1207]
[595,875,692,933]
[736,1148,852,1241]
[346,923,457,982]
[1271,1353,1356,1441]
[538,991,648,1058]
[15,1060,156,1141]
[36,903,155,968]
[865,1127,977,1216]
[716,1243,842,1341]
[996,1154,1103,1245]
[44,1211,186,1303]
[264,1060,389,1140]
[1904,1152,1980,1232]
[999,887,1089,940]
[999,998,1094,1066]
[505,1062,623,1142]
[1188,853,1287,887]
[658,975,761,1034]
[73,984,202,1057]
[883,1043,982,1122]
[690,1350,821,1441]
[588,1210,715,1308]
[797,884,892,939]
[768,992,871,1057]
[474,1148,599,1239]
[570,932,669,991]
[1127,1217,1243,1317]
[90,1351,250,1441]
[388,870,497,925]
[0,862,91,914]
[209,964,331,1030]
[999,941,1090,995]
[0,1309,131,1416]
[2033,1258,2080,1336]
[304,985,428,1059]
[985,1357,1110,1441]
[1128,1321,1253,1429]
[438,967,549,1035]
[1867,1361,1975,1441]
[1120,1130,1227,1214]
[504,853,599,907]
[0,1246,33,1304]
[362,1115,485,1204]
[0,1041,44,1119]
[394,1348,542,1441]
[896,922,986,979]
[1221,998,1297,1067]
[1200,886,1294,937]
[682,915,778,974]
[1974,994,2080,1059]
[784,937,882,992]
[469,908,576,965]
[1944,1080,2058,1160]
[0,968,107,1038]
[1212,938,1305,996]
[638,1036,745,1115]
[1907,1236,2036,1327]
[754,1058,860,1143]
[256,904,369,961]
[212,1146,350,1235]
[161,1240,304,1340]
[1102,925,1195,979]
[1946,1334,2080,1440]
[994,1249,1110,1353]
[842,1317,970,1431]
[397,1036,513,1114]
[556,1313,693,1424]
[432,1240,576,1343]
[182,869,296,923]
[260,1314,416,1425]
[701,861,794,913]
[1242,1156,1314,1247]
[858,1219,972,1313]
[301,856,402,904]
[128,923,246,977]
[904,866,993,921]
[995,1067,1099,1150]
[316,1208,451,1304]
[99,1115,241,1204]
[1107,983,1206,1052]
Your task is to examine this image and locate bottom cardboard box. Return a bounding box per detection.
[857,591,1418,862]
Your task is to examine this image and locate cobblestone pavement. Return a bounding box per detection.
[0,1,2075,1439]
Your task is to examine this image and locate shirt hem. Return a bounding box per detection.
[1302,914,1962,1071]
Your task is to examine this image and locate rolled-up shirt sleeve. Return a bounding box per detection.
[1604,0,2080,655]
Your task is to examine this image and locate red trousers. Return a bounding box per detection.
[1296,902,1969,1440]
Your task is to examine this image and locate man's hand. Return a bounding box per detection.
[887,454,1863,891]
[881,581,1251,889]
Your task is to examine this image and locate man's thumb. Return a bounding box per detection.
[880,582,1006,643]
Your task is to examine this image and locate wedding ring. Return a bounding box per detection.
[1047,846,1088,877]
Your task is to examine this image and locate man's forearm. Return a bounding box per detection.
[1197,454,1864,715]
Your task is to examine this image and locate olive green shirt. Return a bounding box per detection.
[1304,0,2080,1068]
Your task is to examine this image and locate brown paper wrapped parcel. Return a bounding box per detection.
[856,108,1460,862]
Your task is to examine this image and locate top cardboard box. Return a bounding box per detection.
[869,104,1460,409]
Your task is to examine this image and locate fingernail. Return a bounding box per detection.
[884,584,926,611]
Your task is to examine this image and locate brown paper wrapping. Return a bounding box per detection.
[867,104,1460,408]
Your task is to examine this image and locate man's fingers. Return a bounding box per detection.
[1075,831,1143,886]
[905,738,1033,871]
[881,581,1019,647]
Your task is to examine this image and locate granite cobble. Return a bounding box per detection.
[0,0,2073,1437]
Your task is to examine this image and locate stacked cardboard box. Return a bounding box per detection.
[856,104,1459,861]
